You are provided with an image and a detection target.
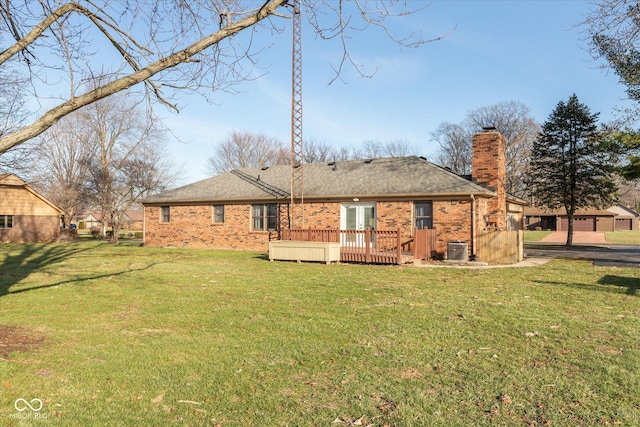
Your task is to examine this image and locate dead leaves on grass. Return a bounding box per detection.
[332,394,397,426]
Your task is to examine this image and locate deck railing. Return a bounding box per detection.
[280,227,437,264]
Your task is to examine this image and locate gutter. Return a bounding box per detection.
[142,192,497,206]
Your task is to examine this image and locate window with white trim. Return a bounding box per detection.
[0,215,13,229]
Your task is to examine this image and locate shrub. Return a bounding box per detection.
[89,226,102,239]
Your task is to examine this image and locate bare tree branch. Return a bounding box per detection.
[0,0,439,155]
[0,0,289,152]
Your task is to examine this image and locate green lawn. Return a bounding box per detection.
[526,230,640,244]
[605,230,640,244]
[523,230,553,242]
[1,242,639,426]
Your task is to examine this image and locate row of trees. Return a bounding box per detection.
[205,131,418,175]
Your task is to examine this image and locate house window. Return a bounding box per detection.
[414,202,433,229]
[160,206,170,223]
[0,215,13,229]
[213,205,224,223]
[252,204,278,231]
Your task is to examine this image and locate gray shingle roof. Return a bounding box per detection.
[143,156,496,204]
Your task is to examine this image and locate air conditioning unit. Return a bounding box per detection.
[447,242,468,261]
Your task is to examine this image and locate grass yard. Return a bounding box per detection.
[0,242,639,426]
[605,230,640,244]
[523,231,553,242]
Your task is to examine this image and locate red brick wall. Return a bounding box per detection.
[433,200,473,255]
[144,199,479,258]
[472,132,507,230]
[299,202,341,229]
[0,215,60,243]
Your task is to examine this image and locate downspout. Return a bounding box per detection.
[471,194,477,259]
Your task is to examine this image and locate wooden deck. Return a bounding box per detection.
[280,228,437,265]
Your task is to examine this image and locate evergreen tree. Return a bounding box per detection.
[528,94,618,245]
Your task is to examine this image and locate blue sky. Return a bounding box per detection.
[158,0,633,183]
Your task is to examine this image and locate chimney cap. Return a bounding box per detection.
[482,126,497,132]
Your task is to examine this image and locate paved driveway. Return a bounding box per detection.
[525,243,640,268]
[539,231,607,244]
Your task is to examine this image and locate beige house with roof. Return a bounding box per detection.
[143,132,526,264]
[0,174,63,243]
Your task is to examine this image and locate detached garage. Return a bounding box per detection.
[560,215,600,232]
[608,204,639,231]
[525,205,639,232]
[615,218,634,231]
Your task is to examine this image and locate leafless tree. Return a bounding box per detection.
[360,140,385,158]
[0,1,442,155]
[586,0,640,125]
[466,101,540,198]
[432,101,539,198]
[206,131,288,175]
[26,114,95,227]
[0,35,30,173]
[431,122,472,174]
[359,139,417,158]
[79,89,177,244]
[303,139,336,163]
[382,139,417,157]
[208,132,421,174]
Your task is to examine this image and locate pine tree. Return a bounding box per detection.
[528,94,617,245]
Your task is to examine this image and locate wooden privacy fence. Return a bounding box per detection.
[476,230,523,264]
[280,227,438,264]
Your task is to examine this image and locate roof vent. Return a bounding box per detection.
[482,126,496,132]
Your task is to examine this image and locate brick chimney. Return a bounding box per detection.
[472,130,507,230]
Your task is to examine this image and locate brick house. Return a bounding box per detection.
[0,174,63,243]
[143,131,526,262]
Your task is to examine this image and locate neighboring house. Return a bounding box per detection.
[143,131,526,263]
[77,212,102,230]
[524,204,639,232]
[0,174,63,243]
[122,209,144,231]
[77,210,144,231]
[607,204,639,231]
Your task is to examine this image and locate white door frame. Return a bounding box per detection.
[340,203,376,246]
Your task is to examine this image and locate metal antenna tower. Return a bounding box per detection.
[290,0,304,229]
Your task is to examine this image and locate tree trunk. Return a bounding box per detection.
[110,212,121,245]
[566,213,574,246]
